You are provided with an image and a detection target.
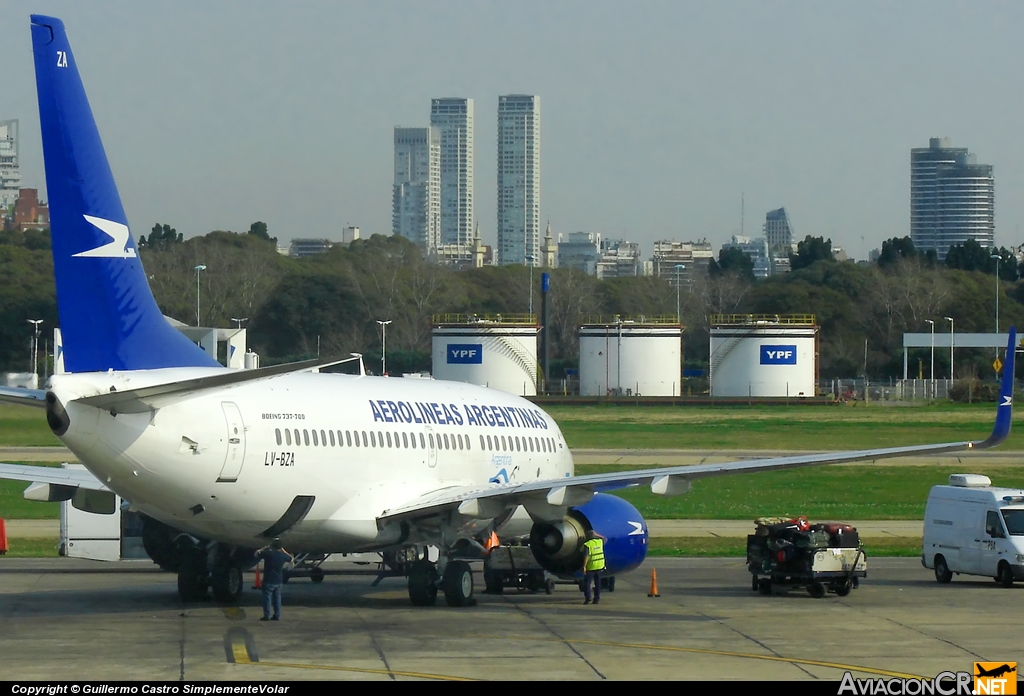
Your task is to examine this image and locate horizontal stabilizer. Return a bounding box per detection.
[0,463,108,491]
[75,357,351,413]
[0,386,48,408]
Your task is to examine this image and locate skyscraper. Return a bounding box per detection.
[497,95,540,266]
[763,208,794,250]
[911,137,994,259]
[430,99,474,247]
[0,119,21,212]
[392,127,440,251]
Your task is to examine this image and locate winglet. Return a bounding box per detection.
[973,326,1015,449]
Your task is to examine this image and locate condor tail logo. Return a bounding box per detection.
[73,216,137,258]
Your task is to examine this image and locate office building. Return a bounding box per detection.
[558,232,601,275]
[497,95,540,266]
[651,240,714,285]
[430,99,474,248]
[911,137,994,259]
[722,235,772,279]
[392,127,440,251]
[12,188,49,232]
[763,208,794,249]
[596,240,642,279]
[0,120,21,212]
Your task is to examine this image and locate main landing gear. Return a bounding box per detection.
[406,557,476,608]
[176,540,249,604]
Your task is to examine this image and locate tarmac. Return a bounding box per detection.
[1,556,1020,681]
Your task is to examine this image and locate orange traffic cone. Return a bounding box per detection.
[647,568,660,597]
[252,563,262,590]
[0,519,8,555]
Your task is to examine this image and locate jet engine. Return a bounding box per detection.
[528,493,648,576]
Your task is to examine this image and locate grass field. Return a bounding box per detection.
[0,463,61,519]
[1,537,60,557]
[545,402,1022,450]
[0,404,61,447]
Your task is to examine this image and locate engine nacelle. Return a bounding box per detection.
[529,493,648,576]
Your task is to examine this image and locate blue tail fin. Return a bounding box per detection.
[31,15,219,372]
[975,326,1015,449]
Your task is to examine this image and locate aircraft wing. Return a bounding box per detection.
[0,386,48,408]
[379,329,1016,526]
[0,463,109,491]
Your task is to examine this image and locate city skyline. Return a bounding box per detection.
[2,3,1023,259]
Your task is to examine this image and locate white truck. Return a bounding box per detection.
[922,474,1024,587]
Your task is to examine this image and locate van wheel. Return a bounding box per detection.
[997,562,1014,588]
[934,555,953,584]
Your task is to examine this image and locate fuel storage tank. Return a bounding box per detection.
[578,316,683,396]
[709,314,818,398]
[432,314,540,396]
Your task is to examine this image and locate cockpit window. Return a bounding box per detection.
[1002,509,1024,536]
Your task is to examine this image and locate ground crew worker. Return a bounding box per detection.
[255,538,294,621]
[581,530,606,605]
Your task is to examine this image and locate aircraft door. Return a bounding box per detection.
[425,425,437,468]
[217,402,247,482]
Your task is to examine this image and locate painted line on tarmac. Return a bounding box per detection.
[465,634,925,680]
[223,627,476,681]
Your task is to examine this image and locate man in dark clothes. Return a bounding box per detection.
[255,538,294,621]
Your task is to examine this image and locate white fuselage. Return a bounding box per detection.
[49,369,574,552]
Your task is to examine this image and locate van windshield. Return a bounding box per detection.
[1002,510,1024,536]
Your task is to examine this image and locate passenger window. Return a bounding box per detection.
[419,433,426,449]
[293,429,300,446]
[321,429,327,446]
[529,437,534,452]
[387,432,393,448]
[516,437,521,452]
[275,429,282,446]
[329,430,335,447]
[404,432,411,448]
[987,511,1006,538]
[466,434,471,451]
[303,430,310,446]
[458,434,464,450]
[480,435,485,450]
[346,431,352,447]
[487,435,493,450]
[312,430,319,446]
[353,431,360,447]
[362,431,368,447]
[442,434,449,449]
[429,433,435,449]
[501,436,507,451]
[370,432,377,448]
[285,429,292,446]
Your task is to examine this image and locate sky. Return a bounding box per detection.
[2,1,1023,260]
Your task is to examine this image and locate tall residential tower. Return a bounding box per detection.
[430,99,474,247]
[392,127,441,251]
[0,119,21,212]
[497,95,540,266]
[911,137,994,259]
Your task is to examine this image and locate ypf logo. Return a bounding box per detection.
[447,344,483,364]
[974,663,1017,695]
[760,345,797,365]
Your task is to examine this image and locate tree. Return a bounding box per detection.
[877,236,916,268]
[789,236,834,271]
[708,247,755,282]
[141,223,182,250]
[247,221,276,244]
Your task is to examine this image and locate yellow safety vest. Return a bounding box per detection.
[583,538,606,571]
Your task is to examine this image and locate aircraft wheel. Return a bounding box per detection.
[934,555,953,584]
[408,560,438,606]
[211,563,243,604]
[997,562,1014,588]
[310,567,325,584]
[442,560,475,607]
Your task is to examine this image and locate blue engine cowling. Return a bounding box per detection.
[528,493,648,577]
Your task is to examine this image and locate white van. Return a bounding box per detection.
[922,474,1024,587]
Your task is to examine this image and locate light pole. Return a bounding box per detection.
[675,264,685,323]
[27,319,42,384]
[376,320,392,376]
[991,253,1001,333]
[925,319,934,399]
[944,316,954,384]
[194,264,207,327]
[231,317,248,329]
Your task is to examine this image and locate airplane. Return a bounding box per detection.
[975,665,1016,679]
[0,14,1016,609]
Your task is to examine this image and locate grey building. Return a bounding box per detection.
[558,232,601,275]
[430,99,474,248]
[0,119,21,212]
[392,127,440,251]
[497,95,541,266]
[763,208,794,249]
[911,137,994,259]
